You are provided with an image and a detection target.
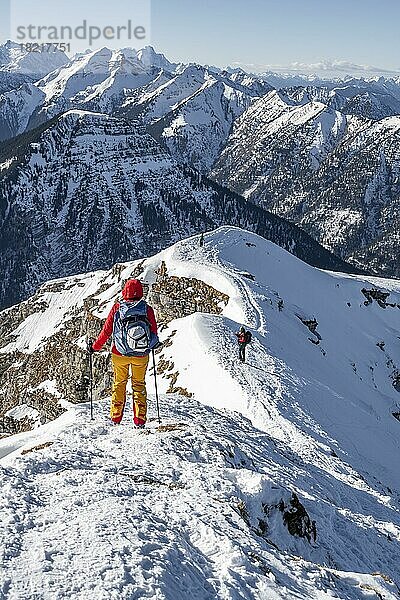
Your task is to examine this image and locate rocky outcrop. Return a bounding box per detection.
[0,282,111,436]
[236,491,317,547]
[361,288,394,308]
[296,315,322,345]
[149,261,229,328]
[279,493,317,543]
[148,262,230,396]
[0,414,35,436]
[392,372,400,392]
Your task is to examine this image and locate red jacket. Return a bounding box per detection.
[92,279,158,355]
[236,332,247,344]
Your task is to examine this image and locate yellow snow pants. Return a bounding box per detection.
[111,353,149,424]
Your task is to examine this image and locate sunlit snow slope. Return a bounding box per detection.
[1,226,400,599]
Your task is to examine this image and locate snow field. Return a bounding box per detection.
[1,397,398,600]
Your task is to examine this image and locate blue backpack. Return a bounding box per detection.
[113,300,154,356]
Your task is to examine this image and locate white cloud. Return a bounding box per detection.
[231,59,400,78]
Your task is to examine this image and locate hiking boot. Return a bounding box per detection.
[134,423,145,429]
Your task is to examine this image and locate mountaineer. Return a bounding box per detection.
[235,326,252,363]
[91,279,159,428]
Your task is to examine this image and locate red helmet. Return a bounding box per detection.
[122,279,143,301]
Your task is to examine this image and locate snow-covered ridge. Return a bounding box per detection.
[1,227,399,598]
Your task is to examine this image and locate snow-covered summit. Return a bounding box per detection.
[1,227,400,597]
[38,47,150,101]
[137,45,179,72]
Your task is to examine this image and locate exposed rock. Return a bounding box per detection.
[240,272,255,281]
[157,423,187,433]
[0,414,34,436]
[393,373,400,392]
[149,261,229,328]
[148,264,229,394]
[381,353,400,393]
[238,492,316,547]
[361,288,392,308]
[235,499,250,526]
[296,315,322,345]
[118,471,185,490]
[280,493,317,543]
[168,386,193,398]
[0,288,112,436]
[248,552,271,576]
[156,359,193,398]
[21,441,54,455]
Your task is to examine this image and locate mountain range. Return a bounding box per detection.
[211,90,400,276]
[1,42,400,309]
[0,109,353,310]
[1,40,400,596]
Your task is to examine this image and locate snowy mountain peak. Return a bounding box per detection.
[137,45,178,72]
[0,39,68,75]
[0,227,399,598]
[178,63,209,82]
[19,47,158,121]
[108,48,147,74]
[0,39,21,58]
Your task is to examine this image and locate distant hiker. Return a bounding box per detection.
[235,326,252,363]
[91,279,159,428]
[199,232,205,247]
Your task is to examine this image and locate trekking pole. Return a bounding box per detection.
[87,338,94,421]
[152,349,161,424]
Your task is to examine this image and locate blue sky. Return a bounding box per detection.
[1,0,399,75]
[151,0,399,74]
